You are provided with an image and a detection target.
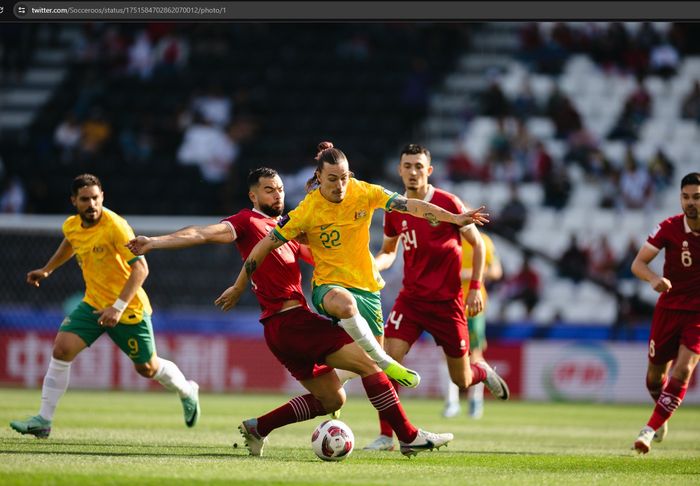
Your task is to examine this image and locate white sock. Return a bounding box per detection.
[338,313,395,370]
[446,381,460,406]
[335,369,359,385]
[470,382,484,402]
[39,358,71,421]
[153,358,192,398]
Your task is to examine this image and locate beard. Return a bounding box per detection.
[260,202,283,217]
[684,206,698,219]
[79,208,102,225]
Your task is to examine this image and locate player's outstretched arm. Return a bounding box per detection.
[631,243,671,293]
[389,195,489,227]
[27,238,74,287]
[461,226,485,317]
[374,235,400,271]
[126,223,235,255]
[214,231,285,311]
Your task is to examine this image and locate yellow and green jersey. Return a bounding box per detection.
[461,232,498,308]
[273,178,398,292]
[62,207,151,324]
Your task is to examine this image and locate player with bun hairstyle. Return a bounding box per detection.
[127,167,455,457]
[217,142,488,390]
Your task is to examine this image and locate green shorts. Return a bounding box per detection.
[312,284,384,336]
[467,313,487,351]
[59,301,156,364]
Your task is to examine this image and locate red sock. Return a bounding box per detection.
[469,363,487,386]
[647,377,687,431]
[256,394,327,437]
[646,375,667,402]
[363,372,417,443]
[378,378,399,438]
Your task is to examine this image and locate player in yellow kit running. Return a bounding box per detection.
[10,174,199,439]
[214,141,489,390]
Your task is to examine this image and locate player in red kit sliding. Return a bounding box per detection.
[364,144,510,451]
[631,172,700,454]
[127,167,454,457]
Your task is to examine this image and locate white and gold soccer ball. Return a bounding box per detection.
[311,419,354,461]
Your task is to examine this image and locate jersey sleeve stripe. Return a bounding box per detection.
[272,228,289,243]
[127,255,144,265]
[221,220,237,240]
[384,193,399,212]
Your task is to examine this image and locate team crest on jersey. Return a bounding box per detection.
[683,240,689,248]
[92,245,105,253]
[354,210,367,220]
[401,220,408,229]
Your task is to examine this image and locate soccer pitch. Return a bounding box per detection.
[1,388,699,485]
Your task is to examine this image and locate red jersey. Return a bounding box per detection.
[222,208,308,320]
[646,214,700,311]
[384,186,466,301]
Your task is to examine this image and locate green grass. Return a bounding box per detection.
[1,388,699,485]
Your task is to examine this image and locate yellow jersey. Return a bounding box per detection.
[274,178,398,292]
[62,208,152,323]
[461,232,498,309]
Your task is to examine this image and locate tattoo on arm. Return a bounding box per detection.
[424,212,438,225]
[391,196,408,212]
[244,259,257,278]
[269,232,280,243]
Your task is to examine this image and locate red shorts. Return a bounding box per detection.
[385,294,469,358]
[648,306,700,364]
[262,306,354,381]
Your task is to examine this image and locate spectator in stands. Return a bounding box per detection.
[648,148,675,192]
[588,235,618,286]
[492,183,528,237]
[511,78,539,120]
[680,80,700,122]
[565,127,599,175]
[446,147,481,182]
[500,253,541,319]
[649,40,680,81]
[127,30,155,80]
[80,108,112,157]
[619,149,653,209]
[609,75,652,142]
[0,176,27,214]
[599,165,623,209]
[547,90,583,139]
[557,234,590,283]
[512,119,536,177]
[153,30,190,76]
[541,159,571,209]
[176,112,237,184]
[616,238,639,281]
[54,114,82,164]
[191,85,232,128]
[584,148,614,180]
[481,78,511,118]
[530,140,553,182]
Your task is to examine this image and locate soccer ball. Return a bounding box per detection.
[311,419,354,461]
